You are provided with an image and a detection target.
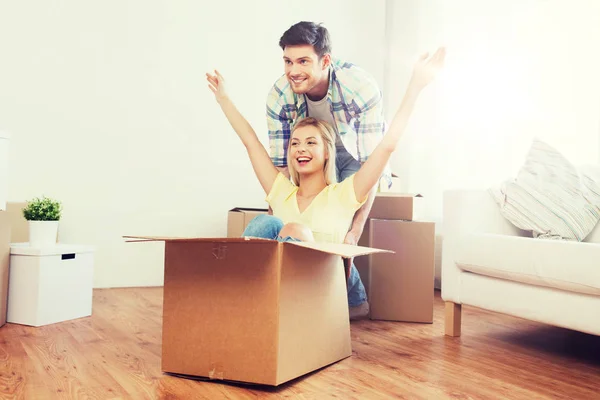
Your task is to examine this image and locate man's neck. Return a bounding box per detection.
[305,69,330,102]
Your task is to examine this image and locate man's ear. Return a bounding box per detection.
[320,53,331,70]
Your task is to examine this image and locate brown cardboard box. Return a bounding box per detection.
[227,208,268,238]
[356,192,421,296]
[0,211,10,327]
[355,192,434,323]
[367,219,434,322]
[124,236,391,386]
[5,202,28,242]
[368,192,422,221]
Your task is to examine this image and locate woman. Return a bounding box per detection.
[206,47,445,317]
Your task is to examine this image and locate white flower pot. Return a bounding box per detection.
[28,221,59,247]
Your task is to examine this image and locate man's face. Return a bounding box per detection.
[283,45,330,95]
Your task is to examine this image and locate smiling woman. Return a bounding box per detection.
[205,45,444,316]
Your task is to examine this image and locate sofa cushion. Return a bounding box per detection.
[456,233,600,296]
[489,139,600,241]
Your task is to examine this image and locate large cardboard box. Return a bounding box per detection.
[227,208,268,238]
[124,236,390,386]
[356,192,421,294]
[366,219,434,322]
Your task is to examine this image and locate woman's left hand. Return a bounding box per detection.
[206,69,229,103]
[409,47,446,90]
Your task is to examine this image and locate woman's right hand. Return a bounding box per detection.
[206,70,229,103]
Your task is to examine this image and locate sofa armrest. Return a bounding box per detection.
[584,220,600,243]
[441,189,525,303]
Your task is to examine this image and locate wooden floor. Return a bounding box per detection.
[0,289,598,400]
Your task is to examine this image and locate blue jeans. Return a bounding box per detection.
[242,214,299,243]
[242,214,367,307]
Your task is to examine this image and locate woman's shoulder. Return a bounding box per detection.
[328,175,355,191]
[266,172,297,203]
[326,174,365,210]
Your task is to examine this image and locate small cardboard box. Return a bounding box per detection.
[227,208,268,238]
[5,202,28,242]
[368,192,422,221]
[124,236,391,386]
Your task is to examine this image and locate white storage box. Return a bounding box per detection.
[0,131,9,211]
[7,243,95,327]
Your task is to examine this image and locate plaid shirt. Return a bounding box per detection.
[266,58,391,186]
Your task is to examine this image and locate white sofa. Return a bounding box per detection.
[441,189,600,337]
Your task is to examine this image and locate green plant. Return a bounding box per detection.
[22,196,62,221]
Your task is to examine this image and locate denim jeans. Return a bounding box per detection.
[242,214,366,307]
[242,214,299,243]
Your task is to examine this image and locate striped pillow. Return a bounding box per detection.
[489,139,600,241]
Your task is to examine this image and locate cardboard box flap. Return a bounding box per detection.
[375,192,423,198]
[123,235,273,243]
[229,207,269,212]
[287,241,393,258]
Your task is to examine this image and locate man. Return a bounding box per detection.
[266,21,391,319]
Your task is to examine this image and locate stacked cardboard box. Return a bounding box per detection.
[355,193,435,323]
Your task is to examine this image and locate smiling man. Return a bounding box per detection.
[266,21,391,319]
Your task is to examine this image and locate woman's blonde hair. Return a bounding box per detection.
[287,117,337,186]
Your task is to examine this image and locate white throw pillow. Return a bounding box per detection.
[489,139,600,241]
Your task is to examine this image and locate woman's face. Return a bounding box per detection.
[289,125,328,176]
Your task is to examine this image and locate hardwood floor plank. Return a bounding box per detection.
[0,288,598,399]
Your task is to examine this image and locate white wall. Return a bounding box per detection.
[0,0,386,288]
[384,0,600,287]
[387,0,600,218]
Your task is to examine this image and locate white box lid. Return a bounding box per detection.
[10,243,95,256]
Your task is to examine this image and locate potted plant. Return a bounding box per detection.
[22,196,62,247]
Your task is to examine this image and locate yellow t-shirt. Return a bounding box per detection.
[265,173,367,244]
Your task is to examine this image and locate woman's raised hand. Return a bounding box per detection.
[409,47,446,91]
[206,69,228,103]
